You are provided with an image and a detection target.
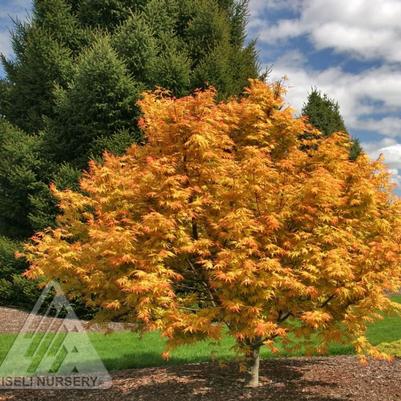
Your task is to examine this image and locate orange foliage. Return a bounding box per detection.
[24,80,401,360]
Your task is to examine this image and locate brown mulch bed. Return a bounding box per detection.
[0,356,401,401]
[0,307,133,333]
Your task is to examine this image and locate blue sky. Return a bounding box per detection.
[0,0,31,57]
[0,0,401,190]
[248,0,401,190]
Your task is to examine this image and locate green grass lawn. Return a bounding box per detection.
[1,296,401,373]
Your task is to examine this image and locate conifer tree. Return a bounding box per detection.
[302,88,347,136]
[2,0,258,139]
[0,121,48,238]
[45,36,141,167]
[302,88,362,160]
[0,0,86,133]
[75,0,146,30]
[1,25,73,133]
[0,0,259,307]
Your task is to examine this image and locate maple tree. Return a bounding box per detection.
[24,80,401,386]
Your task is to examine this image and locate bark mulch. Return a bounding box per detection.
[0,356,401,401]
[0,306,132,333]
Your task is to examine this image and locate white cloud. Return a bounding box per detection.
[250,0,401,63]
[355,117,401,138]
[269,61,401,189]
[363,137,399,155]
[249,0,302,14]
[259,19,304,43]
[265,53,401,187]
[362,138,401,188]
[364,140,401,189]
[389,168,401,187]
[367,143,401,169]
[268,57,401,138]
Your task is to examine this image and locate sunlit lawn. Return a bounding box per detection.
[1,296,401,372]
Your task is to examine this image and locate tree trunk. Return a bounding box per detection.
[246,344,261,388]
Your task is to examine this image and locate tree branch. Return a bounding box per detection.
[320,294,335,308]
[185,257,219,308]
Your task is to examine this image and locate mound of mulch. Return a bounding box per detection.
[0,356,401,401]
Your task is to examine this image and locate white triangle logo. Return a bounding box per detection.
[0,281,112,389]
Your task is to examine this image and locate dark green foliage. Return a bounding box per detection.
[0,237,26,285]
[0,0,91,133]
[76,0,146,30]
[0,79,11,119]
[0,121,50,238]
[33,0,89,52]
[0,236,41,308]
[0,118,82,245]
[302,88,348,136]
[148,43,191,97]
[182,1,230,63]
[111,14,159,86]
[52,163,82,191]
[112,0,258,98]
[302,88,362,160]
[349,138,363,161]
[112,12,192,97]
[0,0,258,310]
[90,130,143,159]
[174,0,259,97]
[45,37,141,167]
[2,0,258,154]
[1,24,74,133]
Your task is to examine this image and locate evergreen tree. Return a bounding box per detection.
[45,36,141,167]
[1,24,73,133]
[0,0,259,294]
[38,0,258,165]
[0,121,49,238]
[1,0,258,138]
[0,120,82,237]
[302,88,347,136]
[349,137,362,161]
[302,88,362,160]
[0,0,87,133]
[0,236,40,309]
[112,11,192,97]
[76,0,146,30]
[176,0,258,97]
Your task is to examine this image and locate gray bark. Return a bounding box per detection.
[246,344,261,387]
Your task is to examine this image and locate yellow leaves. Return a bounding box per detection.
[264,215,281,231]
[353,336,371,355]
[222,299,243,313]
[185,134,210,153]
[254,321,278,337]
[158,249,175,258]
[214,271,236,284]
[301,311,332,329]
[22,79,401,366]
[103,300,121,310]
